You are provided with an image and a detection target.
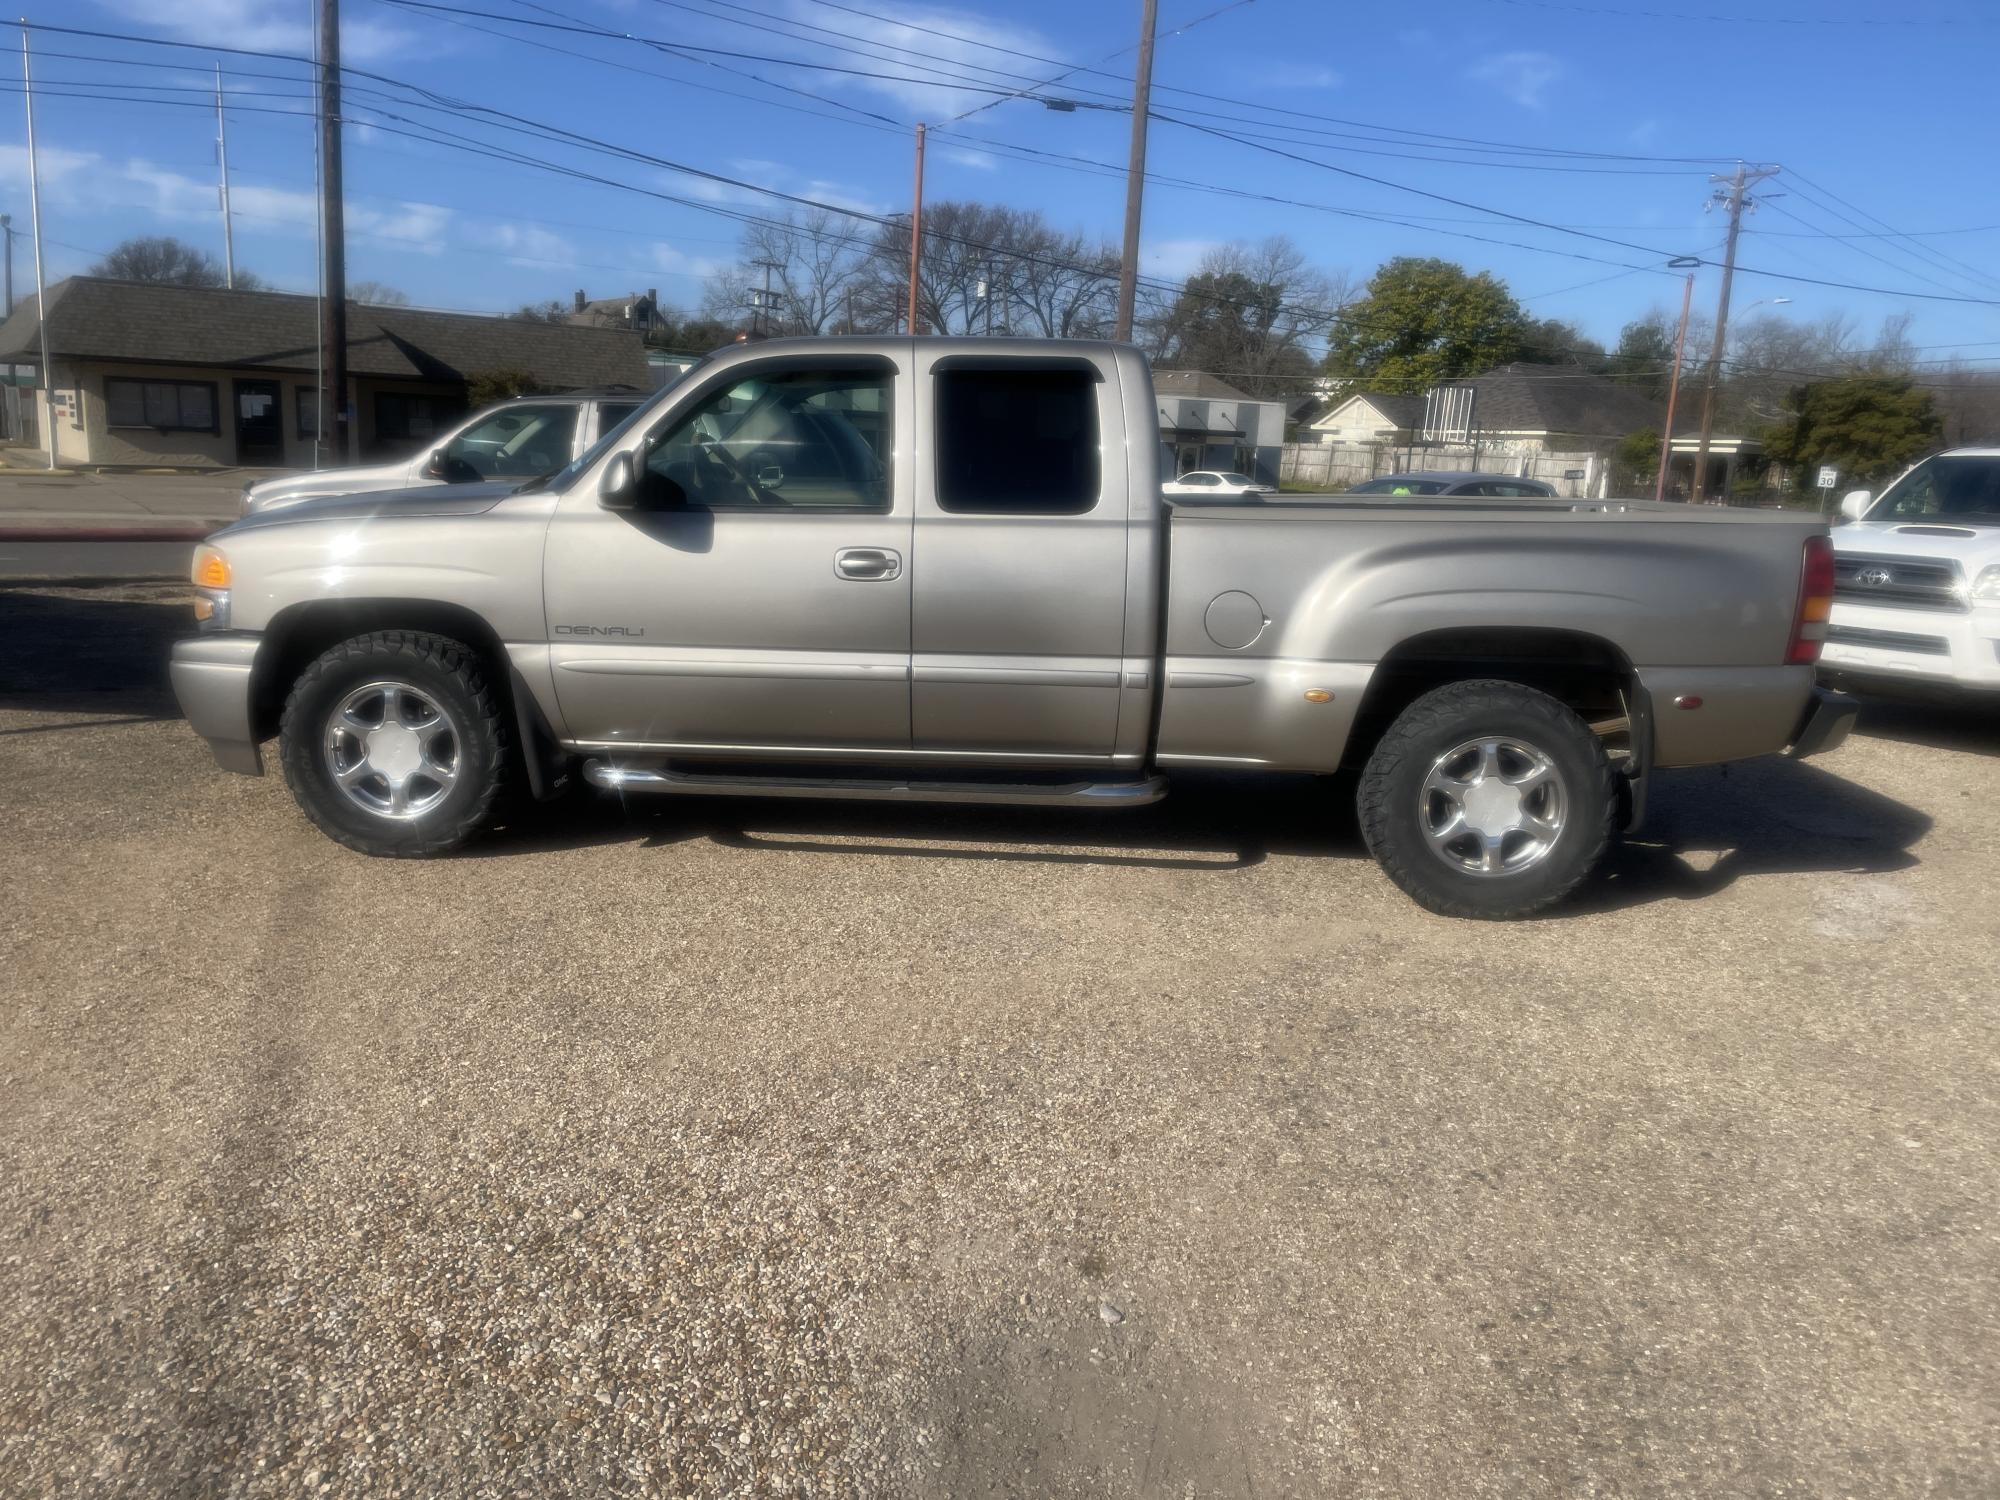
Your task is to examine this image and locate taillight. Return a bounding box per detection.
[1787,534,1835,665]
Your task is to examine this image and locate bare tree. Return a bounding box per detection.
[707,209,875,336]
[1147,238,1351,397]
[350,280,410,306]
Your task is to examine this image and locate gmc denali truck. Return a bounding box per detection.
[1821,447,2000,696]
[172,338,1854,919]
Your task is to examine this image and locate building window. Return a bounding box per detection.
[104,378,218,433]
[296,387,321,440]
[935,366,1099,514]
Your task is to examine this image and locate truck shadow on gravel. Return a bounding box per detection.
[485,756,1928,916]
[0,582,184,726]
[1843,692,2000,757]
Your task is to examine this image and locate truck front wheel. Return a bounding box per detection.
[1357,679,1616,919]
[278,630,510,857]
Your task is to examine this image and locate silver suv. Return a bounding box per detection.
[242,387,649,514]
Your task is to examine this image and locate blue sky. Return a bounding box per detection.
[3,0,1997,367]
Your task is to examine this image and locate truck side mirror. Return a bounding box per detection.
[599,450,638,511]
[1838,489,1872,521]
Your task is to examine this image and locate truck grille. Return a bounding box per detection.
[1825,624,1950,657]
[1832,553,1965,613]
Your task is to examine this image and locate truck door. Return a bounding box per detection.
[910,351,1137,763]
[543,353,913,754]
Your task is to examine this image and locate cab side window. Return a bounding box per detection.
[936,367,1099,514]
[639,367,890,511]
[445,404,578,478]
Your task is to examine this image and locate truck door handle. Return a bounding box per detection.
[834,547,902,581]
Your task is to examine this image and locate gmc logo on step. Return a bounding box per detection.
[554,625,646,636]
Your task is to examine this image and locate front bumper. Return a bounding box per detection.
[1819,600,2000,690]
[1788,685,1858,760]
[169,635,264,775]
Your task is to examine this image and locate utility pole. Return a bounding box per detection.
[1113,0,1158,343]
[751,257,782,338]
[214,63,236,289]
[318,0,349,462]
[905,123,926,335]
[20,22,54,470]
[1653,257,1700,502]
[1690,163,1778,503]
[2,213,14,318]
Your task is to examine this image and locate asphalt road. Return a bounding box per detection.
[3,582,1996,1498]
[0,539,195,579]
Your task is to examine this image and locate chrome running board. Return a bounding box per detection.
[582,760,1168,808]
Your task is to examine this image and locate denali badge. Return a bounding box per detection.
[554,624,646,636]
[1856,567,1893,587]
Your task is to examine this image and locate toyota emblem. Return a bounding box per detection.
[1856,567,1893,587]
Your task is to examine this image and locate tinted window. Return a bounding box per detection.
[598,401,641,429]
[1348,477,1447,496]
[444,403,579,479]
[1181,472,1219,486]
[937,367,1099,514]
[105,378,217,433]
[1876,456,2000,521]
[639,366,890,511]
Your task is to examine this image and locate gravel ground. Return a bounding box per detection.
[3,582,1996,1498]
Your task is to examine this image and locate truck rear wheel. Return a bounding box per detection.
[1357,679,1616,919]
[278,630,510,857]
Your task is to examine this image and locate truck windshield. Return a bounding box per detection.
[1871,455,2000,523]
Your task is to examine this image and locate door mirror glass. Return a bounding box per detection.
[423,448,448,480]
[1839,489,1873,520]
[599,450,638,510]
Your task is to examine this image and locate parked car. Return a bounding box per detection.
[1346,471,1560,499]
[241,387,650,513]
[1163,469,1275,499]
[173,337,1852,920]
[1819,447,2000,696]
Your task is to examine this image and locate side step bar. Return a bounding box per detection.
[582,760,1168,808]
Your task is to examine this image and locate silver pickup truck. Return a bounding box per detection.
[172,338,1854,918]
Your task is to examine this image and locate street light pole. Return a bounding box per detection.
[20,21,55,470]
[214,62,236,290]
[1112,0,1158,343]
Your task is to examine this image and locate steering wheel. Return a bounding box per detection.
[696,438,779,505]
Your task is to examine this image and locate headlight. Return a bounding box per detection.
[1971,565,2000,601]
[191,545,231,630]
[192,545,231,589]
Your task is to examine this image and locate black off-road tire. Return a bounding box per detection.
[1357,678,1617,920]
[278,630,510,857]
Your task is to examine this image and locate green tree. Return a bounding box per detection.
[466,367,545,406]
[1603,312,1679,396]
[510,299,570,323]
[1322,257,1527,390]
[1519,316,1606,371]
[1610,427,1661,491]
[1763,376,1942,483]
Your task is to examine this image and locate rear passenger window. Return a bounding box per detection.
[936,367,1099,514]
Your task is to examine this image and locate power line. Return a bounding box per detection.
[1783,168,2000,299]
[1478,0,1993,26]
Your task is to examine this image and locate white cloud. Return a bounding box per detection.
[650,242,728,282]
[1468,51,1563,110]
[487,223,576,267]
[96,0,416,61]
[1255,63,1342,90]
[0,146,450,256]
[940,147,1000,171]
[1143,239,1224,279]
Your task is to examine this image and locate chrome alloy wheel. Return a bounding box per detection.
[322,680,461,820]
[1419,736,1567,877]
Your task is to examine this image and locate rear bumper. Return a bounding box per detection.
[1788,686,1858,759]
[169,635,264,775]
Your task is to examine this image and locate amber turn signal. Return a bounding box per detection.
[192,596,216,622]
[192,545,231,590]
[1303,689,1332,703]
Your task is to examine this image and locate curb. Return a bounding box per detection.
[0,527,218,542]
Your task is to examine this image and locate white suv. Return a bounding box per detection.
[1821,447,2000,695]
[243,388,649,514]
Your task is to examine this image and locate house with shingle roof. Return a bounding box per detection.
[1445,363,1664,454]
[0,277,647,469]
[1304,390,1425,447]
